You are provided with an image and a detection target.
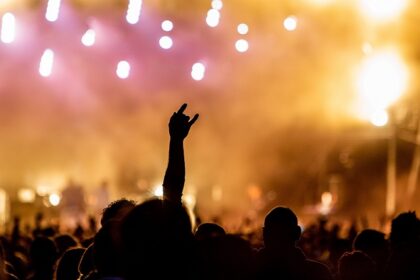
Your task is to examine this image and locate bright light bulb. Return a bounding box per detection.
[206,9,220,27]
[49,193,61,206]
[370,109,389,127]
[161,20,173,32]
[283,16,298,31]
[81,29,96,47]
[39,49,54,77]
[235,39,249,53]
[191,62,205,81]
[359,0,408,22]
[126,0,143,24]
[357,51,408,111]
[116,60,131,79]
[45,0,61,22]
[237,23,249,35]
[159,36,173,49]
[211,0,223,10]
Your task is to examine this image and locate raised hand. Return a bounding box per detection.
[163,104,199,204]
[169,103,199,140]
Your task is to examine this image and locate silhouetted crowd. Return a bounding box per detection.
[1,104,419,280]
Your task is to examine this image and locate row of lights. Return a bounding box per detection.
[0,0,410,92]
[18,188,61,207]
[0,0,302,81]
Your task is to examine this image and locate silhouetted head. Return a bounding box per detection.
[353,229,388,264]
[54,234,78,258]
[390,211,420,248]
[30,237,58,270]
[196,234,255,280]
[263,207,301,249]
[93,220,124,277]
[121,198,195,279]
[338,251,376,280]
[101,198,136,226]
[55,247,85,280]
[78,244,94,278]
[195,223,226,241]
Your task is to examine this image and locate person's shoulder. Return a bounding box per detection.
[7,273,19,280]
[304,258,332,280]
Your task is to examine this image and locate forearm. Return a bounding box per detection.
[163,138,185,204]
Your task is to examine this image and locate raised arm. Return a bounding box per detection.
[163,104,199,205]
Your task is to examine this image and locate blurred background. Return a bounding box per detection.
[0,0,420,232]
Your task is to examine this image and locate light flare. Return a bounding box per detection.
[211,0,223,10]
[206,9,220,27]
[1,12,15,44]
[18,189,36,203]
[161,20,173,32]
[154,185,163,197]
[81,29,96,47]
[49,193,61,206]
[116,60,131,79]
[283,16,298,31]
[356,50,408,118]
[235,39,249,53]
[45,0,61,22]
[237,23,249,35]
[159,36,173,49]
[359,0,408,22]
[370,109,389,127]
[126,0,143,24]
[319,192,333,215]
[39,49,55,77]
[191,62,206,81]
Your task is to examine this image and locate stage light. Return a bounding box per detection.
[191,62,205,81]
[18,189,35,203]
[45,0,61,22]
[159,35,173,49]
[49,193,61,206]
[1,12,15,44]
[370,109,389,127]
[39,49,54,77]
[237,23,249,35]
[283,16,298,31]
[357,51,408,111]
[359,0,408,22]
[126,0,143,24]
[161,20,173,32]
[211,0,223,10]
[206,9,220,28]
[154,185,163,197]
[116,61,131,79]
[235,39,249,53]
[81,29,95,47]
[319,191,333,215]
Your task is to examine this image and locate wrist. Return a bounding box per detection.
[170,136,185,143]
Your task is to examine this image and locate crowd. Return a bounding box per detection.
[1,104,420,280]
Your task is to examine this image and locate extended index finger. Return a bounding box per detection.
[177,103,187,114]
[188,114,199,126]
